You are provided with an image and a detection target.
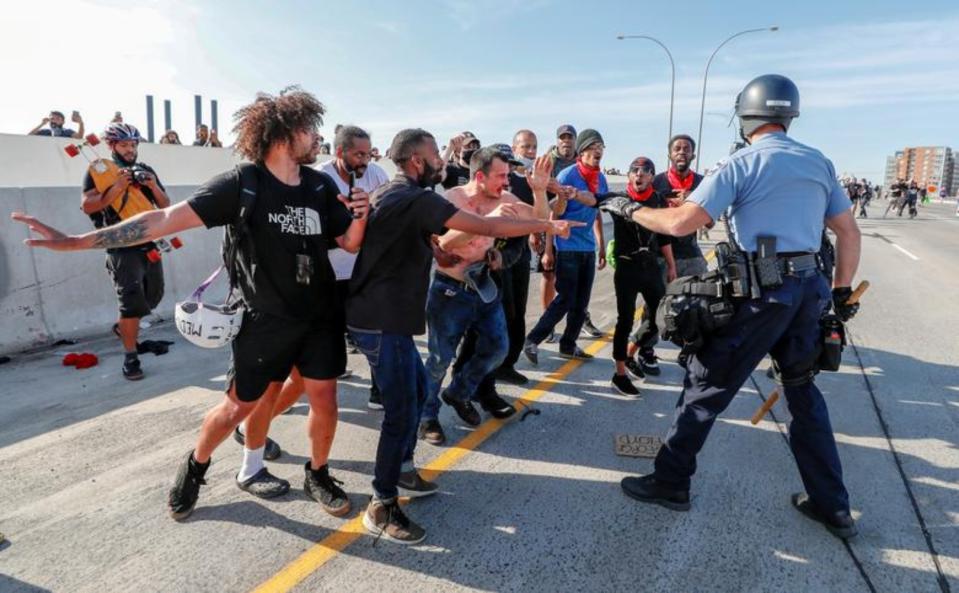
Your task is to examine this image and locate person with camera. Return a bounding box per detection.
[604,74,862,540]
[79,123,170,380]
[29,110,85,139]
[12,88,371,521]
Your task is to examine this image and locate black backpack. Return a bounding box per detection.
[222,163,260,307]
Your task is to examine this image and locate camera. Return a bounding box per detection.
[126,164,151,184]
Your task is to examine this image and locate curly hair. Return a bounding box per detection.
[232,86,326,162]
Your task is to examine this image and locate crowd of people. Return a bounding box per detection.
[13,75,864,547]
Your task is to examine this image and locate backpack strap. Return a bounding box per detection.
[236,162,259,227]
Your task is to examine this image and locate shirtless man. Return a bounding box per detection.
[419,147,552,438]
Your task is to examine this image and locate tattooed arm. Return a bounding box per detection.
[11,201,204,251]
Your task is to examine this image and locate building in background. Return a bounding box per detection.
[884,146,956,196]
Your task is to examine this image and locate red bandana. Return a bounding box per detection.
[667,166,694,191]
[576,158,600,193]
[627,184,654,202]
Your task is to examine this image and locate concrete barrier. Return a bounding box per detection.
[0,132,620,354]
[0,133,400,354]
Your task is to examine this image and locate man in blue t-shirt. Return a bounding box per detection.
[524,128,609,362]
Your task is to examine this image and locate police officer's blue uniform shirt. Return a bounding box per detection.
[554,164,608,252]
[689,132,850,253]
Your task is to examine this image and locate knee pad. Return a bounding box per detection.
[771,361,815,387]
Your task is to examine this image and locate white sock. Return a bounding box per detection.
[237,446,265,482]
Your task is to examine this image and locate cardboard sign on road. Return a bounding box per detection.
[614,434,663,458]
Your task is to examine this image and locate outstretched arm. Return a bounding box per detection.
[12,201,204,251]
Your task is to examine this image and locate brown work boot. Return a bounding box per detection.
[362,497,426,545]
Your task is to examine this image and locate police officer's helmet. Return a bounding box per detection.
[735,74,800,138]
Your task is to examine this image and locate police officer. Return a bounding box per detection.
[600,74,863,539]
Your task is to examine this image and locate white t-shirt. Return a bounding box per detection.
[318,160,390,280]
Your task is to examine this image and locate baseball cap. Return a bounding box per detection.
[489,143,523,166]
[628,157,656,175]
[556,124,577,138]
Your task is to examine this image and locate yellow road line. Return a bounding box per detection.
[252,334,612,593]
[254,248,717,593]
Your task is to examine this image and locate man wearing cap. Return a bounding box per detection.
[419,147,554,445]
[653,134,708,278]
[609,157,676,396]
[525,128,610,362]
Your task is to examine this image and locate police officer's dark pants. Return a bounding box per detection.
[613,254,664,360]
[527,251,596,351]
[653,269,850,514]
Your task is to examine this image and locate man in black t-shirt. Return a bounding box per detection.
[608,157,676,396]
[81,123,171,381]
[651,135,707,278]
[346,128,579,544]
[12,89,371,522]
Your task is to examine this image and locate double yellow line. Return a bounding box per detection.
[254,248,717,592]
[252,334,612,593]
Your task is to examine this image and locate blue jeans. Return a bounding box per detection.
[348,328,427,501]
[653,270,850,514]
[527,250,596,352]
[422,274,509,421]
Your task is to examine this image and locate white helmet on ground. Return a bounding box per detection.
[175,267,244,349]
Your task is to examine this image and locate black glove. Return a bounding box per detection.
[598,196,642,220]
[832,287,859,321]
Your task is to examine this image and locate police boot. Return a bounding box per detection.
[620,475,690,511]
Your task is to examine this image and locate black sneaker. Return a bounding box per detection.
[625,357,645,380]
[237,467,291,499]
[523,341,539,366]
[233,427,282,461]
[122,355,144,381]
[417,419,446,446]
[559,346,593,360]
[478,392,517,419]
[494,366,529,386]
[581,315,605,338]
[363,498,426,545]
[620,474,691,511]
[639,349,661,376]
[168,450,208,521]
[304,463,351,517]
[791,493,858,540]
[397,470,439,498]
[368,383,384,411]
[611,373,640,398]
[441,391,482,426]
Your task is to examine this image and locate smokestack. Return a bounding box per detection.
[164,100,172,132]
[145,95,155,143]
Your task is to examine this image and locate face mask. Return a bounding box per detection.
[518,156,534,169]
[461,148,478,165]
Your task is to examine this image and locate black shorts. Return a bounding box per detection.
[105,249,164,318]
[227,311,346,402]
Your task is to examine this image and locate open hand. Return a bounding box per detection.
[526,154,553,193]
[11,212,77,250]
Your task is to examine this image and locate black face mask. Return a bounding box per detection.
[460,148,478,165]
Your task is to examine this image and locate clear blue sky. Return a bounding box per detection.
[4,0,958,182]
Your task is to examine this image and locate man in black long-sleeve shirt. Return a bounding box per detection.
[608,157,676,396]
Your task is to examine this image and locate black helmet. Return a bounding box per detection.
[735,74,800,140]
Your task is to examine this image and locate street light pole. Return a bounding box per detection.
[617,34,675,158]
[695,26,778,172]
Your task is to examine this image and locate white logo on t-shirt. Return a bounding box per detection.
[267,206,323,235]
